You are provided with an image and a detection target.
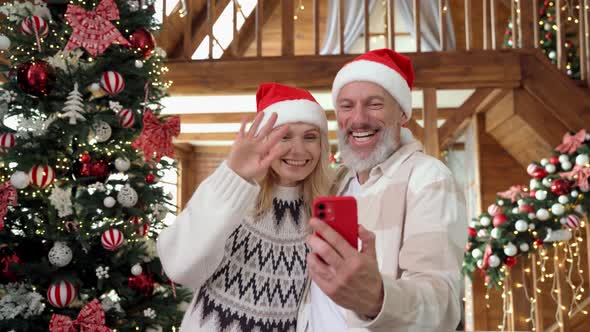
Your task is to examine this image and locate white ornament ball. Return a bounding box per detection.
[114,157,131,172]
[529,223,536,230]
[575,154,589,166]
[530,179,541,190]
[551,203,565,216]
[134,60,144,68]
[103,196,116,208]
[561,161,573,171]
[517,199,525,206]
[575,204,585,214]
[515,219,528,232]
[559,154,570,163]
[477,229,488,238]
[152,203,168,221]
[542,177,552,187]
[480,216,491,227]
[537,208,550,221]
[535,190,548,201]
[487,204,500,216]
[489,255,501,268]
[528,213,537,220]
[48,242,73,267]
[540,158,549,166]
[91,121,112,143]
[571,190,580,198]
[558,195,569,204]
[10,171,30,189]
[520,243,530,252]
[512,207,519,214]
[549,50,557,59]
[89,83,101,92]
[0,34,10,50]
[131,263,143,276]
[469,221,478,228]
[471,248,483,259]
[476,259,484,269]
[117,184,138,207]
[491,228,501,239]
[504,243,518,257]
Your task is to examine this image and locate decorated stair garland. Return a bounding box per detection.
[462,129,590,288]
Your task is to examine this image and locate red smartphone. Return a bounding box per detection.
[312,196,358,250]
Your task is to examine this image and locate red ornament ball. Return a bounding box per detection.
[545,33,552,40]
[532,168,548,179]
[493,213,509,227]
[80,153,92,164]
[549,156,560,165]
[529,190,537,198]
[505,256,517,268]
[550,179,571,196]
[535,239,544,247]
[17,60,54,97]
[128,28,155,59]
[47,280,77,308]
[145,173,155,184]
[519,204,535,214]
[468,227,477,237]
[128,272,154,296]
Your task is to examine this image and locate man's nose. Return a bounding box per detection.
[350,106,369,124]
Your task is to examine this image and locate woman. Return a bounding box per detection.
[157,83,332,332]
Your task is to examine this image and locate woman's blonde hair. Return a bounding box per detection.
[254,130,333,218]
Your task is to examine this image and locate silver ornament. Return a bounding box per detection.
[551,203,565,216]
[519,243,529,252]
[488,255,501,268]
[48,242,73,267]
[104,196,116,208]
[91,121,112,143]
[135,60,144,68]
[471,248,482,259]
[114,157,131,172]
[535,190,547,201]
[536,208,550,221]
[480,216,491,227]
[10,171,30,189]
[515,220,528,232]
[503,243,517,257]
[0,35,10,50]
[558,195,569,204]
[117,184,138,207]
[559,154,569,163]
[131,263,143,276]
[561,161,573,171]
[576,154,589,166]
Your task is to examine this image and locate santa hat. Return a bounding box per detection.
[331,49,414,120]
[256,83,327,132]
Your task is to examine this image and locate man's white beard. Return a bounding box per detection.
[338,126,400,173]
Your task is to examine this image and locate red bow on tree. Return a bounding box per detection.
[0,181,17,231]
[560,164,590,192]
[132,111,180,162]
[497,185,526,203]
[49,299,112,332]
[555,129,587,154]
[64,0,130,56]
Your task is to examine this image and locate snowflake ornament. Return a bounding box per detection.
[143,307,156,319]
[88,182,107,194]
[95,266,110,279]
[49,186,73,217]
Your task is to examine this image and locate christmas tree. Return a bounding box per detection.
[504,0,581,79]
[0,0,190,330]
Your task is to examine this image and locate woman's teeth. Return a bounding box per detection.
[283,159,307,166]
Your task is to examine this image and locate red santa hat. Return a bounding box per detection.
[331,49,414,119]
[256,83,327,132]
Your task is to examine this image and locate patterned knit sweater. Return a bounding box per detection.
[157,162,309,332]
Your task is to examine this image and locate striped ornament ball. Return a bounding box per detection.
[47,280,77,308]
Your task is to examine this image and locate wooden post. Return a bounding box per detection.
[314,0,320,55]
[520,0,535,48]
[553,245,570,332]
[439,0,447,51]
[282,0,295,56]
[162,0,167,30]
[510,0,518,48]
[414,0,421,52]
[556,0,566,70]
[423,88,439,158]
[533,0,539,47]
[339,0,345,54]
[364,0,370,52]
[483,0,489,50]
[208,0,215,59]
[505,270,516,331]
[388,0,395,50]
[231,0,238,57]
[531,253,544,331]
[578,0,587,81]
[465,0,472,50]
[585,0,590,85]
[183,0,192,59]
[256,0,263,57]
[586,216,590,295]
[490,0,496,49]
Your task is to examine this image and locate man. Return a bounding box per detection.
[298,49,467,331]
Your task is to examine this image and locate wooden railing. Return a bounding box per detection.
[158,0,590,83]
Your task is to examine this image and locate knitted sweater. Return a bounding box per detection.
[157,162,309,332]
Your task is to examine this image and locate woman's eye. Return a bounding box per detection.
[282,136,291,141]
[305,135,318,140]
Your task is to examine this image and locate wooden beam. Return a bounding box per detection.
[281,0,294,56]
[177,130,338,141]
[165,50,522,95]
[170,107,458,124]
[405,118,424,142]
[423,88,439,158]
[519,0,534,49]
[414,0,421,52]
[222,0,280,58]
[438,88,498,149]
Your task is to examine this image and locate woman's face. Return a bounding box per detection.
[270,123,322,187]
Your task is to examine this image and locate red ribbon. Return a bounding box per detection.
[131,111,180,163]
[64,0,130,56]
[496,185,526,203]
[560,164,590,192]
[0,181,17,231]
[49,299,112,332]
[555,129,587,154]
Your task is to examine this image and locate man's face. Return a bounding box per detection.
[335,81,406,172]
